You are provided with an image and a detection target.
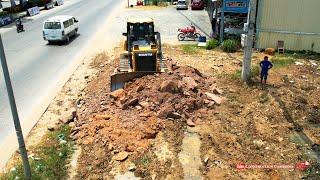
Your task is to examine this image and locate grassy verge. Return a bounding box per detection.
[181,44,203,54]
[0,125,74,180]
[230,65,260,81]
[280,50,320,61]
[271,56,295,68]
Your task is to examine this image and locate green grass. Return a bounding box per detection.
[1,125,74,180]
[251,65,260,78]
[259,92,269,104]
[281,50,320,61]
[304,162,320,179]
[231,69,242,80]
[271,56,295,68]
[206,39,219,50]
[181,44,202,54]
[221,39,238,53]
[230,65,260,81]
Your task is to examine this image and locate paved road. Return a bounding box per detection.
[0,0,122,152]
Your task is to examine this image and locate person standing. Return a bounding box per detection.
[259,56,273,84]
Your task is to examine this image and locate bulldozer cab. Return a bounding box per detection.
[111,18,165,91]
[127,18,155,43]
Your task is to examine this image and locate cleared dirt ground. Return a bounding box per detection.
[69,43,320,179]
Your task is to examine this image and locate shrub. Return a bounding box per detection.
[206,39,219,50]
[27,0,51,8]
[221,39,238,53]
[152,0,158,5]
[3,5,24,13]
[0,11,8,17]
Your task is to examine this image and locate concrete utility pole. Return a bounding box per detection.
[241,0,257,83]
[0,34,32,179]
[219,0,225,43]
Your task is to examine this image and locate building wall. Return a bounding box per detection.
[256,0,320,52]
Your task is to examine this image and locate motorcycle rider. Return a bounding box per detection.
[16,17,24,32]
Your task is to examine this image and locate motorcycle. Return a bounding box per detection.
[177,24,201,41]
[16,20,24,33]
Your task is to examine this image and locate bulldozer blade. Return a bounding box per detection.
[111,71,158,91]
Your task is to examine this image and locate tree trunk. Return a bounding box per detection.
[10,0,16,7]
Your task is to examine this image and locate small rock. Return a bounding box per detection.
[84,75,89,79]
[204,155,210,164]
[128,164,136,171]
[113,151,129,161]
[139,101,150,108]
[47,125,56,131]
[168,112,182,119]
[211,87,223,95]
[10,167,16,172]
[95,114,111,120]
[143,128,157,139]
[108,144,114,151]
[207,102,215,108]
[135,105,143,110]
[71,127,81,133]
[139,112,152,117]
[157,104,174,119]
[136,85,144,92]
[110,89,125,99]
[159,80,182,93]
[253,139,265,148]
[205,92,222,105]
[60,108,77,124]
[119,96,127,104]
[295,61,304,66]
[69,122,76,129]
[182,77,198,90]
[187,119,195,127]
[122,98,139,109]
[126,145,135,152]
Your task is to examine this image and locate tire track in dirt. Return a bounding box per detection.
[268,87,320,162]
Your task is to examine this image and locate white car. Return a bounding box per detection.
[176,0,188,10]
[43,15,79,44]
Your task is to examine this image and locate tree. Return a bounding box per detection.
[19,0,27,8]
[10,0,16,7]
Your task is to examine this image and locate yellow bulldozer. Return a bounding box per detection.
[111,17,166,91]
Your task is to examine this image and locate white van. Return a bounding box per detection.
[43,15,79,44]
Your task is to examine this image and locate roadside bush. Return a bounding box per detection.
[3,5,24,13]
[221,39,238,53]
[206,39,219,50]
[158,1,168,6]
[0,11,8,17]
[152,0,159,5]
[27,0,51,8]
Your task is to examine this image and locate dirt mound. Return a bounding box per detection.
[75,65,219,148]
[73,65,220,178]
